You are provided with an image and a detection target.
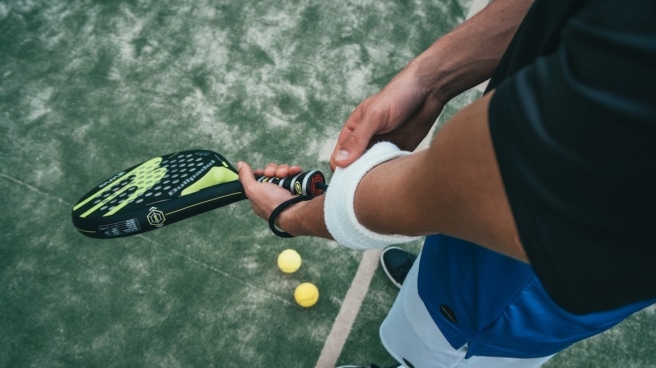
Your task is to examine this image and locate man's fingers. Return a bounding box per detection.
[263,163,278,177]
[261,163,303,178]
[285,165,304,177]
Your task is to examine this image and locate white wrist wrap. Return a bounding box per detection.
[324,142,421,250]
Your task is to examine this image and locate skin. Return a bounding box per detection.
[237,0,533,262]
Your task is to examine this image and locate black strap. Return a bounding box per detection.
[268,195,312,238]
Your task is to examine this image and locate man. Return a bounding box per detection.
[237,0,656,366]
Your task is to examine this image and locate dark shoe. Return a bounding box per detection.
[380,246,417,288]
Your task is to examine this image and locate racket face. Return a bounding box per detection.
[72,150,245,238]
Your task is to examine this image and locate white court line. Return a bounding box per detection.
[314,249,382,368]
[0,171,70,206]
[136,235,296,305]
[467,0,490,23]
[313,1,491,366]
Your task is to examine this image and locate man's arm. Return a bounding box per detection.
[238,0,533,260]
[413,0,532,102]
[270,91,528,262]
[330,0,533,169]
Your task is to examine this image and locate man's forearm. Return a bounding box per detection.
[277,195,333,240]
[279,92,527,261]
[276,2,532,259]
[353,92,528,261]
[412,0,532,102]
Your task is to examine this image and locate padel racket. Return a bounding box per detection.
[72,149,326,239]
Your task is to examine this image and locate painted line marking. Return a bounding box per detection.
[0,171,69,206]
[136,235,295,305]
[315,248,382,368]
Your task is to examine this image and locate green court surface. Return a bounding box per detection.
[1,0,655,367]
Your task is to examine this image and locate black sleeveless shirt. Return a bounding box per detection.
[487,0,656,314]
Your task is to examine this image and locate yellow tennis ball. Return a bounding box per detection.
[294,282,319,308]
[277,249,302,274]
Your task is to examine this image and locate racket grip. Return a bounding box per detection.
[256,170,326,197]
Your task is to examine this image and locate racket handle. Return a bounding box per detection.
[256,170,326,197]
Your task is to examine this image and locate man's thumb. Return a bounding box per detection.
[331,133,367,169]
[236,161,255,189]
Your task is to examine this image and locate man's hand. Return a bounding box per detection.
[329,0,532,171]
[330,66,445,170]
[237,161,331,239]
[236,162,302,221]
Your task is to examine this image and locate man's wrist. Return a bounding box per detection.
[268,196,312,238]
[277,196,332,239]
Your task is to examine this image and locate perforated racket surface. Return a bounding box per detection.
[72,150,325,239]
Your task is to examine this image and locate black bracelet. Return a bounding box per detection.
[269,195,312,238]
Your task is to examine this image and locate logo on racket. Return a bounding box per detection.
[147,207,166,227]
